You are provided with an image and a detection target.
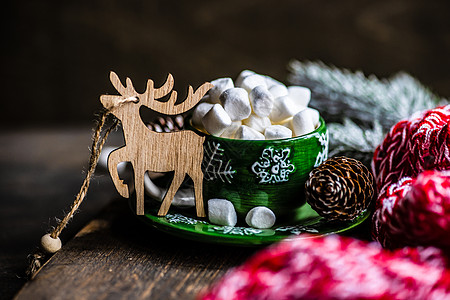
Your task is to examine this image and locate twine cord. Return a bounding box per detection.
[27,109,119,278]
[50,111,117,238]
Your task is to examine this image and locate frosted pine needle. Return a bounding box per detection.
[288,61,446,165]
[328,119,384,166]
[288,60,443,129]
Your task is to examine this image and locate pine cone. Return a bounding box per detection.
[305,156,374,221]
[147,115,185,132]
[373,171,450,251]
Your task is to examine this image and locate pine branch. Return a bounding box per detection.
[287,61,446,165]
[328,119,384,167]
[288,60,443,130]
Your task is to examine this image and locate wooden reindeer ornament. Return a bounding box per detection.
[100,72,213,217]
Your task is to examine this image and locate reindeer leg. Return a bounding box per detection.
[189,170,205,217]
[158,172,185,216]
[108,148,129,198]
[134,168,145,215]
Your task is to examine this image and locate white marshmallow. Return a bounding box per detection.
[288,86,311,107]
[240,74,267,92]
[269,84,288,99]
[209,78,234,104]
[220,121,242,139]
[208,199,237,226]
[192,102,214,128]
[235,125,265,140]
[199,94,211,104]
[249,86,274,117]
[292,109,316,136]
[306,107,320,128]
[245,206,276,229]
[242,115,271,133]
[264,125,292,140]
[264,76,284,89]
[279,117,294,131]
[220,88,252,121]
[202,104,232,136]
[269,95,302,123]
[235,70,255,87]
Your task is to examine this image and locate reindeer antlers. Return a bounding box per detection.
[108,71,213,115]
[109,71,137,97]
[152,73,174,98]
[147,81,213,115]
[142,73,213,115]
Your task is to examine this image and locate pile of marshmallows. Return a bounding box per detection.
[192,70,320,140]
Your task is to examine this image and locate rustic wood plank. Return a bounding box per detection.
[0,127,125,299]
[14,198,256,300]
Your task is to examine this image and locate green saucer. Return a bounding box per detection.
[137,202,371,246]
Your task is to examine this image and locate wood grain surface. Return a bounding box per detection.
[0,128,123,299]
[14,198,256,300]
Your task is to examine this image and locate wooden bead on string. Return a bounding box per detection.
[27,112,118,278]
[41,234,62,254]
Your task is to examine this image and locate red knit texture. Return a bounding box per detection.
[372,105,450,194]
[201,235,450,300]
[373,171,450,250]
[372,105,450,250]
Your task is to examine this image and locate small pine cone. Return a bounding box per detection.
[305,156,374,221]
[147,115,185,132]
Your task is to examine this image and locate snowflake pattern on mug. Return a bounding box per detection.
[202,141,236,184]
[212,226,263,236]
[251,147,296,184]
[314,130,329,167]
[165,213,208,225]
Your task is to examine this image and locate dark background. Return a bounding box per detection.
[1,0,449,128]
[1,0,449,298]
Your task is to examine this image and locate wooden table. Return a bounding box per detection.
[15,198,255,300]
[1,127,370,300]
[0,127,256,300]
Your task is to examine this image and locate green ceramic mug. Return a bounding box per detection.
[191,117,328,219]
